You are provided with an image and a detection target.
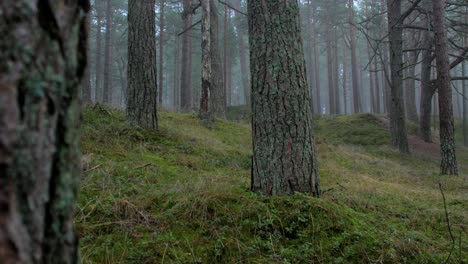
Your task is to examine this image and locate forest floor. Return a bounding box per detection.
[77,106,467,264]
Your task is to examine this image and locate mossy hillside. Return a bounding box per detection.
[78,106,467,263]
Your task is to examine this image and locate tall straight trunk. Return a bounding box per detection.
[127,0,158,129]
[374,55,381,113]
[313,7,322,114]
[343,39,348,115]
[173,31,181,110]
[82,13,92,104]
[463,55,467,146]
[223,2,230,107]
[349,0,361,113]
[158,0,166,106]
[326,5,335,115]
[365,0,375,113]
[248,0,320,196]
[95,2,103,102]
[232,0,250,107]
[432,0,458,175]
[405,51,419,123]
[103,0,113,104]
[387,0,409,154]
[210,0,226,118]
[333,25,341,114]
[0,1,88,262]
[419,0,435,142]
[381,0,390,114]
[200,0,214,126]
[306,0,315,113]
[181,0,193,112]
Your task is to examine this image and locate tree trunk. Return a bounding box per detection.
[127,0,158,129]
[306,0,315,113]
[432,0,458,175]
[82,13,92,104]
[343,39,348,115]
[103,0,113,104]
[200,0,214,127]
[232,0,250,107]
[463,43,467,146]
[174,29,181,111]
[349,0,361,113]
[326,4,335,115]
[374,54,381,113]
[181,0,193,112]
[333,24,341,114]
[387,0,409,154]
[210,0,226,119]
[248,0,320,196]
[419,1,435,142]
[381,0,390,114]
[158,0,166,106]
[0,1,89,262]
[405,51,419,123]
[95,2,103,103]
[313,7,322,114]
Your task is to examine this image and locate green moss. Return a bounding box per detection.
[77,106,467,263]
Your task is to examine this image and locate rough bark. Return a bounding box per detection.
[210,0,225,119]
[387,0,410,154]
[200,0,214,127]
[248,0,320,196]
[103,0,113,104]
[181,0,193,112]
[0,1,89,263]
[158,0,166,106]
[127,0,158,129]
[432,0,458,175]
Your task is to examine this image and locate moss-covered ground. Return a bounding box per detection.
[77,106,467,263]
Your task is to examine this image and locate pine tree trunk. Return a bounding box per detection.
[349,0,361,113]
[0,1,89,262]
[463,45,467,146]
[313,8,322,114]
[248,0,320,196]
[82,12,92,104]
[381,0,390,114]
[419,0,435,142]
[158,0,166,106]
[127,0,158,129]
[405,51,419,123]
[210,0,226,119]
[432,0,458,175]
[306,0,315,113]
[174,29,181,111]
[200,0,214,127]
[232,0,250,107]
[333,25,341,114]
[374,55,381,113]
[387,0,409,154]
[343,39,348,115]
[326,4,335,115]
[103,0,113,104]
[181,0,193,112]
[95,2,103,103]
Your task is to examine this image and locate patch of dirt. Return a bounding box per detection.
[408,135,440,160]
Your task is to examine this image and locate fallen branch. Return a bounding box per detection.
[133,163,154,170]
[439,182,455,263]
[83,164,101,173]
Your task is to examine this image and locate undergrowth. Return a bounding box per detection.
[77,106,467,263]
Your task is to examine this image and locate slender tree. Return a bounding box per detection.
[0,1,89,262]
[232,0,250,107]
[95,1,103,103]
[159,0,166,106]
[387,0,409,154]
[464,48,467,147]
[103,0,113,104]
[181,0,194,112]
[432,0,458,175]
[211,0,226,118]
[248,0,320,196]
[349,0,361,113]
[200,0,214,127]
[127,0,158,129]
